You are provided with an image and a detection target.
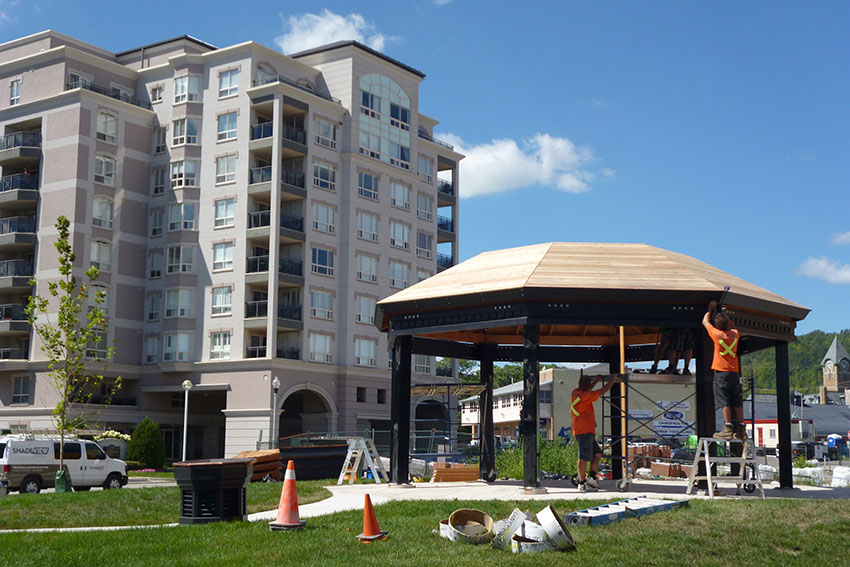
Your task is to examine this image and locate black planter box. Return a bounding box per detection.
[173,458,253,525]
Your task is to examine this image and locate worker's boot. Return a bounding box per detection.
[713,424,735,441]
[733,423,748,440]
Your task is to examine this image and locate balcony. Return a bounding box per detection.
[281,124,306,145]
[246,345,267,358]
[276,348,299,360]
[282,169,305,189]
[437,215,454,233]
[246,255,304,286]
[278,304,301,321]
[247,255,270,273]
[249,166,273,185]
[0,303,29,334]
[437,253,453,271]
[66,81,153,110]
[251,122,274,140]
[0,132,41,167]
[0,216,36,249]
[248,210,271,229]
[248,167,307,199]
[417,129,454,151]
[279,257,303,277]
[246,300,268,318]
[280,213,304,233]
[87,395,137,406]
[438,179,454,197]
[0,173,38,192]
[0,347,26,359]
[0,174,39,209]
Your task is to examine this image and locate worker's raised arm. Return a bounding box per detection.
[702,300,717,331]
[599,374,620,395]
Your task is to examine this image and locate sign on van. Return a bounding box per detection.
[11,446,49,455]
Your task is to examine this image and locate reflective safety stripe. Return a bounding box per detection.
[571,396,581,416]
[284,467,297,481]
[719,337,738,357]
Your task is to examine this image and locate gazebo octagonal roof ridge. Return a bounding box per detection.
[376,242,809,339]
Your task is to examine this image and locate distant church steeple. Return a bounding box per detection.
[822,335,850,392]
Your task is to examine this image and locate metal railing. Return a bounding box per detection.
[87,395,137,406]
[276,348,299,360]
[417,129,454,151]
[246,300,268,318]
[0,131,41,150]
[278,304,301,320]
[249,166,273,185]
[246,345,267,358]
[254,75,342,105]
[437,215,454,233]
[0,216,35,234]
[247,255,270,273]
[250,122,273,140]
[279,257,303,276]
[282,169,305,189]
[438,179,454,196]
[437,253,453,270]
[0,303,26,320]
[0,348,25,359]
[280,213,304,232]
[0,173,38,192]
[0,259,32,277]
[66,82,152,110]
[248,210,271,228]
[281,124,306,145]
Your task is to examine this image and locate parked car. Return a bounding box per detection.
[0,434,128,493]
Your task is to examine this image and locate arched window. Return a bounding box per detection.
[257,63,277,86]
[92,196,114,229]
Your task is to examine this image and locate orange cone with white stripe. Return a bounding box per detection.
[356,493,387,542]
[269,460,306,530]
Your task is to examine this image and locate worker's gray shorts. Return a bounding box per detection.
[714,371,743,408]
[576,433,602,461]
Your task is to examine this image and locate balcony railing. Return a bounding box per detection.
[246,346,267,358]
[0,259,32,277]
[282,124,307,145]
[281,214,304,232]
[278,304,301,320]
[276,348,299,360]
[248,210,271,229]
[437,253,453,270]
[251,122,274,140]
[66,82,152,110]
[247,255,270,273]
[279,258,303,277]
[437,216,454,233]
[0,347,25,359]
[282,169,305,189]
[0,131,41,151]
[254,74,342,105]
[438,179,454,196]
[0,216,35,235]
[246,300,268,318]
[417,129,454,151]
[87,395,137,406]
[0,303,26,320]
[249,166,306,189]
[0,173,38,192]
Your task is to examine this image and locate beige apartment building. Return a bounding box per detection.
[0,31,461,459]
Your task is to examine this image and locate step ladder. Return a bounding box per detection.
[685,437,764,499]
[336,437,390,485]
[564,496,688,527]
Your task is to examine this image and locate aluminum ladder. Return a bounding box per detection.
[336,437,390,485]
[564,496,688,526]
[685,437,764,499]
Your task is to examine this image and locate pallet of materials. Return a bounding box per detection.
[431,462,479,482]
[563,496,688,527]
[233,449,281,482]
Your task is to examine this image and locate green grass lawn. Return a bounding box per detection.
[1,497,848,566]
[127,470,175,479]
[0,479,331,529]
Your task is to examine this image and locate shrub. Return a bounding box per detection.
[95,429,131,442]
[127,417,166,469]
[125,460,146,471]
[495,437,579,479]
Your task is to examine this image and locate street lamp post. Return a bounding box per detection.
[181,379,193,462]
[272,376,281,449]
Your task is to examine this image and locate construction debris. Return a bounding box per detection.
[564,496,688,527]
[447,508,494,544]
[440,506,576,554]
[234,449,282,482]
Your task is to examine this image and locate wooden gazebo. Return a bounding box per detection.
[375,243,810,489]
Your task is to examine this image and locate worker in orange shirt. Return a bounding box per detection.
[571,373,620,491]
[702,299,744,440]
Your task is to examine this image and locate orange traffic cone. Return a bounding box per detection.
[356,493,387,542]
[269,460,306,530]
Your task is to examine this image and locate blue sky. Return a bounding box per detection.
[2,1,848,334]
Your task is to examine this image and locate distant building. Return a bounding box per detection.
[822,335,850,392]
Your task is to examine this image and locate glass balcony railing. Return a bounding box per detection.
[282,124,307,145]
[0,173,38,192]
[276,348,300,360]
[437,216,454,233]
[251,122,274,140]
[246,345,267,358]
[438,179,454,196]
[249,210,271,229]
[0,303,27,320]
[0,259,32,277]
[0,347,25,359]
[281,214,304,232]
[65,82,152,110]
[416,129,454,151]
[0,131,41,150]
[247,255,270,273]
[437,253,453,270]
[278,304,301,320]
[246,300,268,318]
[279,258,302,277]
[0,216,35,235]
[249,167,306,189]
[282,169,305,188]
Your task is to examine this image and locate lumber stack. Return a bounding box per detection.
[233,449,281,482]
[431,462,479,482]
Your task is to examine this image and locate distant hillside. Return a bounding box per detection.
[741,330,850,393]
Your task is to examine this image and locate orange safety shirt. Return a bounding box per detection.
[706,324,740,372]
[570,388,602,436]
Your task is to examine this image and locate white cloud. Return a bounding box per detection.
[434,0,454,4]
[797,257,850,284]
[0,0,20,26]
[830,232,850,245]
[275,10,390,54]
[437,133,609,198]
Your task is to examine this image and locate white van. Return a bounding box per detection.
[0,434,128,493]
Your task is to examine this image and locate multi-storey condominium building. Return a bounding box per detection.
[0,31,461,459]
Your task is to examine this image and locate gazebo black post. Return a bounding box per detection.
[478,344,496,482]
[775,340,793,488]
[606,346,624,481]
[694,331,716,489]
[390,335,412,484]
[521,324,540,489]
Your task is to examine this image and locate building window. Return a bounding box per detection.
[212,286,232,315]
[218,69,239,98]
[417,269,431,282]
[146,293,161,321]
[313,161,336,191]
[309,289,333,320]
[95,155,115,186]
[215,198,235,227]
[377,388,387,404]
[86,331,108,360]
[540,390,552,404]
[10,79,21,106]
[167,203,195,231]
[96,113,117,144]
[414,355,432,375]
[12,376,29,404]
[256,63,277,85]
[311,246,334,276]
[390,261,409,289]
[170,160,197,187]
[356,386,367,402]
[90,241,112,273]
[153,127,167,154]
[213,242,234,271]
[163,333,190,361]
[417,193,433,221]
[391,182,411,210]
[217,112,237,141]
[390,222,410,250]
[174,76,200,103]
[312,203,335,234]
[68,71,91,89]
[309,333,332,363]
[356,254,378,283]
[358,129,380,159]
[216,155,236,184]
[150,86,163,103]
[167,245,193,273]
[166,289,192,318]
[417,232,433,259]
[210,331,231,359]
[144,335,159,364]
[172,118,198,145]
[390,103,410,130]
[88,285,109,319]
[358,171,378,200]
[418,156,433,183]
[92,197,114,229]
[150,209,164,237]
[355,338,376,367]
[149,250,163,279]
[152,167,166,196]
[360,90,381,118]
[356,211,379,242]
[314,117,336,149]
[355,295,376,324]
[389,142,410,170]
